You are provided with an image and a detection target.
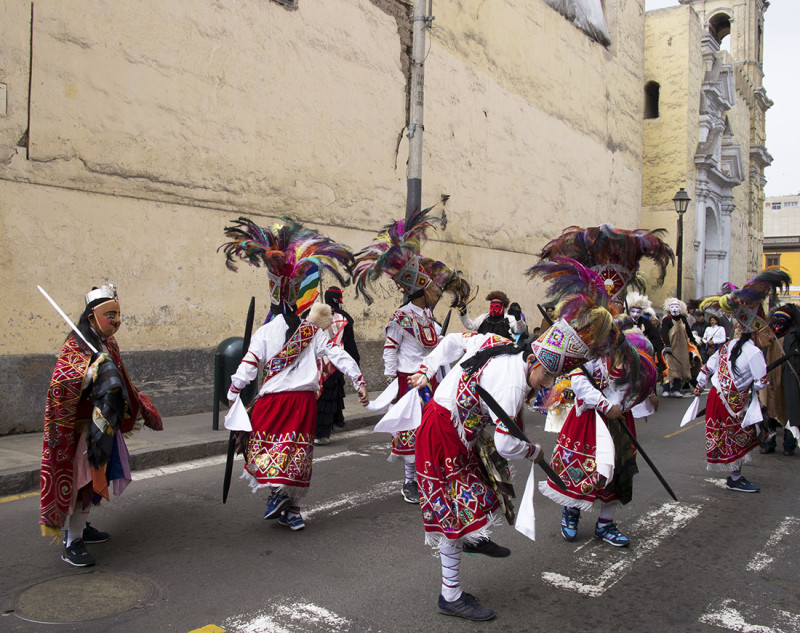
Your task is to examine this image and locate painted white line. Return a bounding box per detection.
[304,481,399,519]
[746,516,800,574]
[224,599,365,633]
[541,501,702,597]
[699,598,800,633]
[703,477,728,489]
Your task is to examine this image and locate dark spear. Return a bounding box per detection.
[222,296,256,504]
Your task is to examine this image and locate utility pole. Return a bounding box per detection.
[405,0,433,224]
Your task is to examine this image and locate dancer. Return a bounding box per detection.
[761,304,800,455]
[40,284,163,566]
[459,290,525,340]
[661,298,696,397]
[408,261,616,621]
[354,208,471,504]
[220,217,368,530]
[694,269,791,492]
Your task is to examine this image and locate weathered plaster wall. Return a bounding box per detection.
[0,0,648,431]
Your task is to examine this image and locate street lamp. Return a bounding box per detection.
[672,187,691,300]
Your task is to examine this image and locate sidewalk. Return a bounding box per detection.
[0,391,384,497]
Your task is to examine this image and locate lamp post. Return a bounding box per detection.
[672,187,691,300]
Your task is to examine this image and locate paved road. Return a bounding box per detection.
[1,396,798,632]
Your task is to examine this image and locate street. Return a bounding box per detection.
[1,395,798,633]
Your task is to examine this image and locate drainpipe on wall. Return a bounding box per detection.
[405,0,434,224]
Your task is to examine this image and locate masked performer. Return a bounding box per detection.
[661,298,697,397]
[407,263,613,622]
[40,284,163,567]
[765,304,800,456]
[459,290,525,341]
[534,225,673,546]
[694,269,791,492]
[221,218,369,531]
[354,208,471,504]
[627,290,665,374]
[313,287,360,446]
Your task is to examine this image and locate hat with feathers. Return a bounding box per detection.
[700,268,791,332]
[354,208,472,307]
[219,216,354,309]
[537,224,674,305]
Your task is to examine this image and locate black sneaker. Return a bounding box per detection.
[462,538,511,558]
[62,538,96,567]
[401,481,419,504]
[438,592,495,621]
[82,522,110,544]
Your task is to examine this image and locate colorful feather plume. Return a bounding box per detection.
[421,257,474,308]
[353,207,441,304]
[539,224,675,290]
[218,216,355,304]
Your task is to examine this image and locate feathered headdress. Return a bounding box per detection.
[537,224,674,305]
[700,268,791,332]
[526,257,636,377]
[219,216,355,309]
[354,207,461,305]
[618,324,657,408]
[420,257,474,308]
[626,290,652,312]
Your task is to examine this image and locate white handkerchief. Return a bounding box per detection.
[680,396,700,427]
[595,412,615,484]
[742,393,764,427]
[787,421,799,441]
[631,398,655,419]
[373,388,422,434]
[514,462,536,542]
[365,379,400,413]
[224,395,252,432]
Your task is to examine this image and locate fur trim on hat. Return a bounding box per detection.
[626,290,652,311]
[307,302,333,330]
[663,297,687,315]
[485,290,509,306]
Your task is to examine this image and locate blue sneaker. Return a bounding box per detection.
[560,507,580,541]
[726,476,760,493]
[437,593,495,621]
[277,511,305,531]
[263,491,291,520]
[594,521,630,547]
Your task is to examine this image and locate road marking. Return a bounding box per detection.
[703,477,728,489]
[304,480,399,519]
[224,600,363,633]
[541,501,701,597]
[0,491,38,504]
[188,626,225,633]
[699,598,800,632]
[664,418,704,438]
[746,516,800,573]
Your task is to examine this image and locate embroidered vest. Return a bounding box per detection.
[262,321,319,386]
[454,335,513,445]
[716,343,747,418]
[389,310,439,349]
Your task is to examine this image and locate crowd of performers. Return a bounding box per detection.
[38,212,798,623]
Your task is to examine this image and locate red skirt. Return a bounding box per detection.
[245,391,317,489]
[415,401,499,542]
[705,387,758,466]
[541,407,636,508]
[391,372,438,459]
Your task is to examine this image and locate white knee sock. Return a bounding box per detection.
[730,459,744,480]
[598,502,616,522]
[440,542,463,602]
[66,509,89,546]
[404,462,416,483]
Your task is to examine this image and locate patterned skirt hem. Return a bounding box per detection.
[706,453,751,472]
[537,480,596,513]
[240,470,310,499]
[423,513,502,550]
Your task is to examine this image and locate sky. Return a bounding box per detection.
[645,0,798,196]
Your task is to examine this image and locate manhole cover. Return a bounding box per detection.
[13,572,154,623]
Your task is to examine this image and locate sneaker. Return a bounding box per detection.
[760,444,776,454]
[560,507,580,542]
[263,491,291,519]
[437,592,495,621]
[463,538,510,558]
[594,521,630,547]
[82,522,109,544]
[402,480,420,504]
[313,437,330,446]
[277,511,306,531]
[726,476,760,493]
[61,538,96,567]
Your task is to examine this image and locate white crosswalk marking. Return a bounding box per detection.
[699,598,800,633]
[541,501,702,597]
[224,600,373,633]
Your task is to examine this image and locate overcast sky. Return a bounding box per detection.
[644,0,797,196]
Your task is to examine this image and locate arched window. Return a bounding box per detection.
[709,13,732,50]
[644,81,660,119]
